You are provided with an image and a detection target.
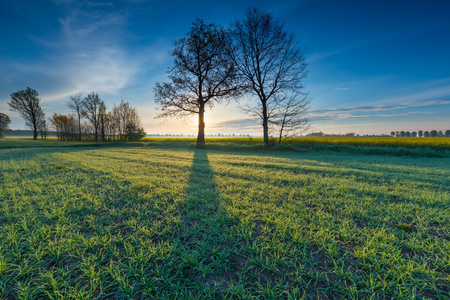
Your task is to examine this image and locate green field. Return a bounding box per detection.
[0,138,449,299]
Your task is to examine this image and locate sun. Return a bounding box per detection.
[192,115,209,126]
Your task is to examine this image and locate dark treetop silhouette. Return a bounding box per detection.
[230,8,308,145]
[154,19,239,144]
[8,87,45,140]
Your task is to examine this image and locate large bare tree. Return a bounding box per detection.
[231,8,308,145]
[8,87,45,140]
[154,19,238,144]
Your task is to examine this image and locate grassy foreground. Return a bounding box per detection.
[0,139,449,298]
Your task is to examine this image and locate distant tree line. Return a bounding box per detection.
[390,130,450,137]
[5,88,145,141]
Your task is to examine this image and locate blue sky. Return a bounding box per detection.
[1,0,449,135]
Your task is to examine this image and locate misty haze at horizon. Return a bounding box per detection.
[1,0,449,136]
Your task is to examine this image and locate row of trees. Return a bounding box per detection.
[155,9,309,145]
[6,88,145,141]
[390,130,450,137]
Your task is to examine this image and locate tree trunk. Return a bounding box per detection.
[197,103,205,144]
[262,101,269,145]
[33,124,38,140]
[101,114,105,142]
[78,115,81,141]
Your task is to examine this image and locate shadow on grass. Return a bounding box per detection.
[170,148,240,296]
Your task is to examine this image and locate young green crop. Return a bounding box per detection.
[0,139,448,298]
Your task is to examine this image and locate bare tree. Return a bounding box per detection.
[270,90,310,143]
[8,87,45,140]
[81,91,104,141]
[154,19,238,144]
[111,100,145,141]
[67,93,83,141]
[37,119,49,140]
[231,8,308,145]
[50,113,78,141]
[0,112,11,137]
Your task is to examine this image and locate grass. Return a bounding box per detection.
[0,138,449,298]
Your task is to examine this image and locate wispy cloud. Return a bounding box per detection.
[210,118,260,131]
[311,111,424,121]
[312,100,450,115]
[1,1,170,103]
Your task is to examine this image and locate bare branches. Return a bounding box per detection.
[81,91,103,141]
[8,87,45,140]
[231,8,308,144]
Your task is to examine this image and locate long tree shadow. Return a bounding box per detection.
[167,148,246,296]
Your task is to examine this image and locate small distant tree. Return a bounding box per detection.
[50,113,78,141]
[0,112,11,137]
[400,131,406,137]
[38,119,49,139]
[306,131,324,137]
[411,131,417,137]
[418,130,423,137]
[390,131,395,136]
[81,91,103,141]
[405,131,411,137]
[154,19,238,144]
[67,93,83,140]
[430,130,438,137]
[111,100,146,141]
[424,131,430,137]
[8,87,45,140]
[438,130,444,137]
[445,130,450,137]
[99,102,107,141]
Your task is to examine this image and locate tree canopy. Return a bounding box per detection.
[230,8,308,145]
[154,19,239,144]
[8,87,45,140]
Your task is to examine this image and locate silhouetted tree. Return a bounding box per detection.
[154,19,238,144]
[400,131,406,137]
[390,131,395,136]
[424,131,430,137]
[430,130,438,137]
[418,130,423,137]
[67,93,83,140]
[8,87,45,140]
[230,8,307,145]
[438,130,444,137]
[445,130,450,137]
[81,91,104,141]
[0,112,11,137]
[405,131,411,137]
[411,131,417,137]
